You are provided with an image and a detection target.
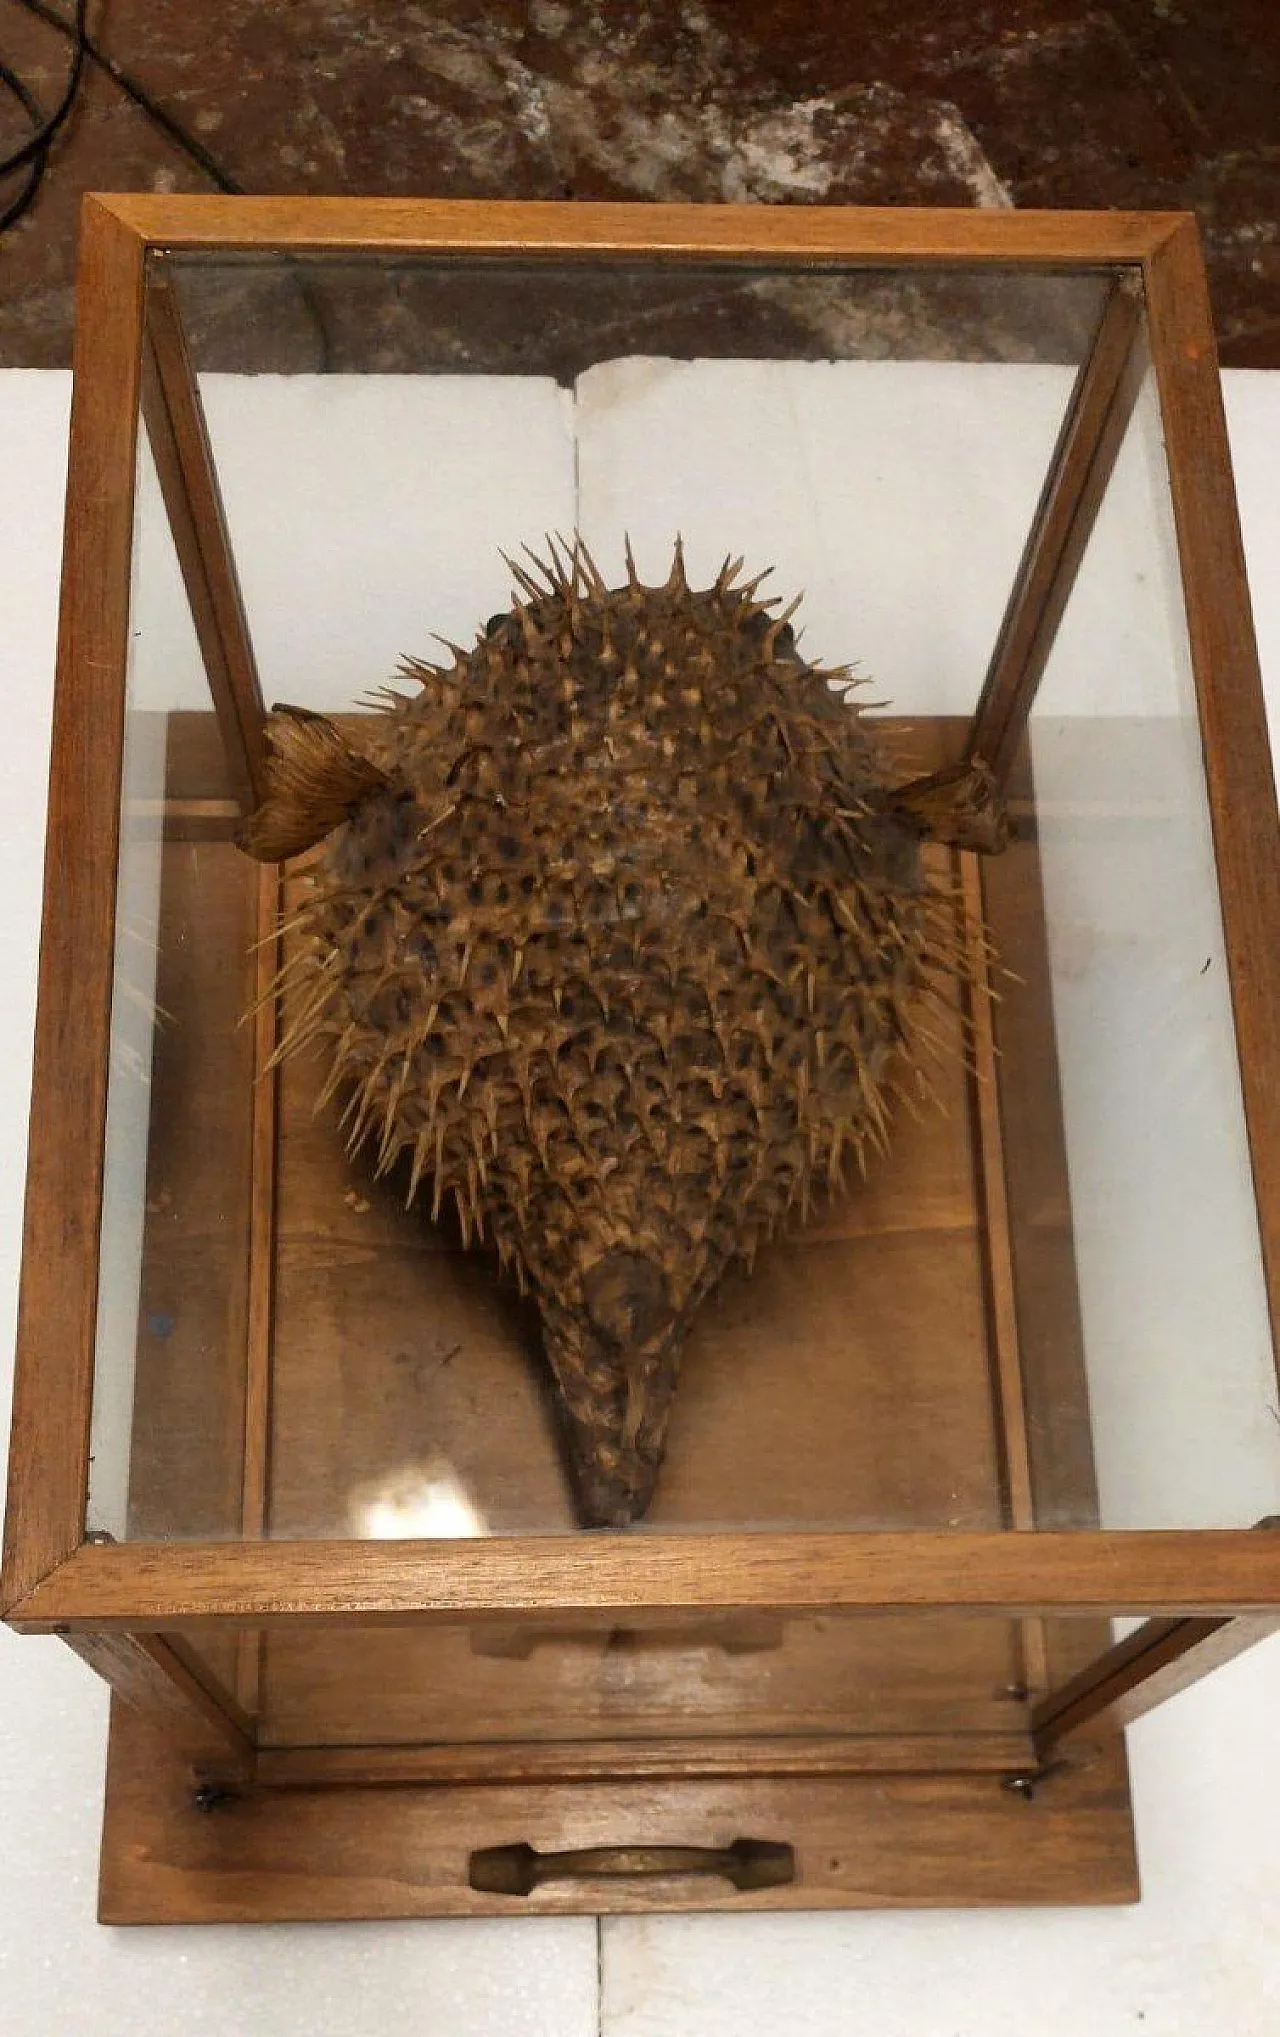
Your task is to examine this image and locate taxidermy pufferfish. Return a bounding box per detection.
[239,538,1007,1527]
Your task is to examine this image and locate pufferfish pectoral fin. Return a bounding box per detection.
[238,705,392,862]
[887,758,1009,855]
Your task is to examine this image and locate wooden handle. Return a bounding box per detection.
[469,1837,795,1895]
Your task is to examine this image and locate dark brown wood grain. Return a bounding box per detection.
[12,1530,1280,1631]
[978,745,1101,1539]
[255,1730,1036,1790]
[257,1614,1023,1750]
[122,836,256,1545]
[0,198,145,1613]
[99,1700,1137,1920]
[62,1633,253,1775]
[155,798,242,842]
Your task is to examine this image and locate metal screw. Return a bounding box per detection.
[192,1782,237,1814]
[1003,1772,1039,1801]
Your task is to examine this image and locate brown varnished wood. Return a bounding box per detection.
[61,1633,253,1776]
[266,1176,997,1537]
[95,193,1183,265]
[1143,216,1280,1405]
[6,207,1274,1884]
[959,851,1049,1697]
[119,812,258,1704]
[234,862,282,1714]
[1034,1519,1280,1752]
[258,1615,1023,1750]
[123,836,256,1546]
[255,1730,1035,1790]
[468,1613,784,1658]
[140,270,268,813]
[161,708,238,799]
[14,1531,1280,1631]
[967,276,1145,786]
[1033,1613,1280,1754]
[978,746,1101,1538]
[469,1838,796,1895]
[243,860,282,1550]
[153,797,242,842]
[971,762,1115,1693]
[98,1701,1138,1920]
[960,854,1035,1536]
[1,197,145,1613]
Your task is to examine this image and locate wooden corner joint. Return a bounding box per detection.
[0,1539,83,1629]
[81,191,157,242]
[2,1539,114,1632]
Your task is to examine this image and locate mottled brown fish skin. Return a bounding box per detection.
[240,538,984,1527]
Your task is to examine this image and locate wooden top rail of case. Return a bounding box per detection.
[94,194,1189,262]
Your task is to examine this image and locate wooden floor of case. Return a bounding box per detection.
[100,1702,1139,1921]
[100,710,1136,1916]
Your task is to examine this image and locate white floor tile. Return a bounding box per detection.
[0,1635,599,2037]
[601,1638,1280,2037]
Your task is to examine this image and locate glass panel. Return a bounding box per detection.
[134,253,1108,1541]
[86,435,257,1541]
[186,1609,1135,1762]
[999,353,1280,1529]
[256,1610,1033,1750]
[94,249,1274,1544]
[174,258,1107,729]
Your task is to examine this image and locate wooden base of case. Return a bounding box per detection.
[100,1700,1138,1921]
[97,714,1139,1922]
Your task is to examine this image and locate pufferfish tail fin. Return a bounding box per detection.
[238,705,391,862]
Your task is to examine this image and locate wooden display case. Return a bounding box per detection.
[3,196,1280,1922]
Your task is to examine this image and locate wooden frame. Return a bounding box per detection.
[4,196,1280,1918]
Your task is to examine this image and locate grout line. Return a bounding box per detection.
[596,1912,605,2037]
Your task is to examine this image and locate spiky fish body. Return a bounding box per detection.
[241,540,1003,1525]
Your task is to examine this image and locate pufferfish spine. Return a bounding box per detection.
[239,537,1006,1527]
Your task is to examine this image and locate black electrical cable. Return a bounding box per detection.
[1,0,250,241]
[0,1,334,366]
[0,0,88,232]
[0,55,47,231]
[10,0,245,195]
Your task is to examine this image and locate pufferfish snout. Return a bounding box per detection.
[238,537,1006,1527]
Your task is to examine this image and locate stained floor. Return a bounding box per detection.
[1,0,1277,366]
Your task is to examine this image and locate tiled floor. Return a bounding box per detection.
[1,0,1279,364]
